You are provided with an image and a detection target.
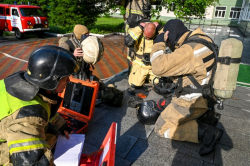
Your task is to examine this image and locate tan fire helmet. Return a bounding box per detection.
[81,36,104,64]
[73,24,89,40]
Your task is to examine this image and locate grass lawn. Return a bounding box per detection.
[48,17,164,34]
[49,17,125,34]
[237,64,250,87]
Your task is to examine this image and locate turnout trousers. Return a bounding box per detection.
[155,96,208,143]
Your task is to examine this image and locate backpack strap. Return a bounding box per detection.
[175,34,219,99]
[65,40,76,53]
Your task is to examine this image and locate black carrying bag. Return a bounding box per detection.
[127,14,144,28]
[127,0,144,28]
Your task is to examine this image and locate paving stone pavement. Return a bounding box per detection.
[82,73,250,166]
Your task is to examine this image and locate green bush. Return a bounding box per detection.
[49,25,74,34]
[3,31,12,36]
[49,17,125,34]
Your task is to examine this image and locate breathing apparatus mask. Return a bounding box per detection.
[142,1,151,19]
[73,33,89,48]
[142,53,151,65]
[153,77,176,97]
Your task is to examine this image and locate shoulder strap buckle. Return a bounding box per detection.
[218,56,231,65]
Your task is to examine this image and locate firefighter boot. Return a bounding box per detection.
[197,121,224,156]
[198,108,221,126]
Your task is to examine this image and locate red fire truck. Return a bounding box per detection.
[0,3,49,39]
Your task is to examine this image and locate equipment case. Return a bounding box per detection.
[58,76,99,134]
[80,122,117,166]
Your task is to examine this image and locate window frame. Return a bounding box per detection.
[6,8,10,15]
[12,8,19,17]
[229,6,242,19]
[214,6,227,18]
[0,7,4,15]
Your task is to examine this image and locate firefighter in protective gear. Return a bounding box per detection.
[59,24,92,80]
[151,19,223,156]
[124,21,163,87]
[0,45,79,166]
[116,0,162,77]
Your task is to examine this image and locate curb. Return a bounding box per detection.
[45,32,125,38]
[102,69,128,84]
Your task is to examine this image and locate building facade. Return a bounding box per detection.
[238,0,250,36]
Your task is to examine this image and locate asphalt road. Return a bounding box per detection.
[0,33,55,46]
[0,33,128,80]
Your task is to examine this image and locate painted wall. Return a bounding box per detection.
[213,0,243,19]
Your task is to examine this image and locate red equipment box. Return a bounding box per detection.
[58,76,99,134]
[80,122,117,166]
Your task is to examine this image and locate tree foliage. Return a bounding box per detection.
[0,0,219,25]
[112,0,219,21]
[48,0,118,26]
[160,0,219,20]
[0,0,117,26]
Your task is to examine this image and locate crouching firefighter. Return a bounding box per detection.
[0,46,79,165]
[124,20,163,89]
[150,19,227,156]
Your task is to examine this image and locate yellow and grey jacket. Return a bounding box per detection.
[0,72,67,166]
[59,34,80,54]
[124,24,163,56]
[124,0,159,18]
[150,28,215,101]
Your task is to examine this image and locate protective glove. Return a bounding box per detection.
[156,24,163,32]
[139,22,146,31]
[154,33,165,44]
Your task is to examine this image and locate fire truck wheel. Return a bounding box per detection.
[0,30,3,36]
[36,31,44,38]
[15,29,24,39]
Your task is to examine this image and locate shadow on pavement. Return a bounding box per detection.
[171,122,233,166]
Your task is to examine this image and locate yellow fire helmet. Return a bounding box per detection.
[81,36,104,64]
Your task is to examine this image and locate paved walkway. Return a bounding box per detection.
[0,25,249,81]
[85,73,250,166]
[0,35,127,80]
[0,27,250,166]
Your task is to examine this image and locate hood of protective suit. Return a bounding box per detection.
[163,19,189,51]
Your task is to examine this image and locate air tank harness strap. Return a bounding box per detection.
[217,57,241,65]
[174,76,203,98]
[174,34,219,99]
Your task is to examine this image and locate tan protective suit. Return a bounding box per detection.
[124,0,158,18]
[0,93,67,166]
[150,28,214,143]
[125,25,163,86]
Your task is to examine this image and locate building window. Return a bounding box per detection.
[229,7,242,19]
[215,6,227,18]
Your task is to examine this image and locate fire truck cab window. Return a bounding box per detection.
[12,9,19,17]
[0,7,4,15]
[6,8,10,15]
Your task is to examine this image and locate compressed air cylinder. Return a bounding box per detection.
[213,38,243,99]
